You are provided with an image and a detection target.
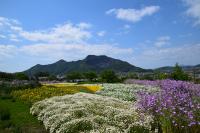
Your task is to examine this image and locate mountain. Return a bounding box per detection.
[24,55,146,76]
[194,64,200,67]
[154,66,174,73]
[155,64,200,73]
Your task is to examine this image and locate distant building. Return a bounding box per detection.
[38,77,49,81]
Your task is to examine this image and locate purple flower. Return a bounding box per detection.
[188,122,196,126]
[136,79,200,128]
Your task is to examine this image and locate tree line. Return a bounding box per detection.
[0,72,29,81]
[0,63,195,83]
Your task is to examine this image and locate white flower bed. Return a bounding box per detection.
[30,93,153,133]
[96,83,159,101]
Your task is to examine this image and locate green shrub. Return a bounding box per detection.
[100,70,119,83]
[0,106,10,120]
[170,63,190,81]
[0,120,12,129]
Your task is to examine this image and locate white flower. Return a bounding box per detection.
[96,83,159,101]
[30,93,153,133]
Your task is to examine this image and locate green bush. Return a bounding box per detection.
[171,63,190,81]
[14,72,29,80]
[0,120,12,129]
[66,72,83,82]
[83,71,97,81]
[0,106,10,120]
[100,70,119,83]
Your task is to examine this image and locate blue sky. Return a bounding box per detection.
[0,0,200,72]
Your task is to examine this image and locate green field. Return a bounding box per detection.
[0,98,47,133]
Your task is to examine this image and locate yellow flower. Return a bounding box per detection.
[11,84,101,103]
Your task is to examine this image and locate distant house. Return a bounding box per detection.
[67,79,87,83]
[38,77,49,81]
[195,73,200,79]
[56,75,65,80]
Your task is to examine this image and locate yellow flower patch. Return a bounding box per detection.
[82,85,101,92]
[11,84,101,103]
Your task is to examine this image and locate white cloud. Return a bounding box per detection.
[10,26,23,31]
[154,36,170,47]
[183,0,200,26]
[0,17,92,43]
[119,24,131,35]
[123,24,131,29]
[0,34,6,39]
[9,34,20,42]
[19,23,92,43]
[133,43,200,68]
[0,45,17,60]
[0,17,23,42]
[0,17,20,27]
[20,43,133,59]
[106,6,160,23]
[115,25,132,35]
[97,31,106,37]
[0,16,134,70]
[77,22,91,29]
[0,43,133,66]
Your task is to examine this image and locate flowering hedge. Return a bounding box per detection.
[96,83,159,101]
[136,80,200,133]
[30,93,153,133]
[125,79,161,87]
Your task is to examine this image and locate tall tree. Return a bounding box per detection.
[83,71,97,81]
[0,72,14,81]
[171,63,189,81]
[66,72,82,82]
[14,72,29,80]
[100,70,119,83]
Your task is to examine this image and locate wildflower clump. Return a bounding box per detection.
[97,83,159,101]
[30,93,153,133]
[137,80,200,133]
[11,85,101,103]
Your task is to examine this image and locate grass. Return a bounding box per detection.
[0,98,47,133]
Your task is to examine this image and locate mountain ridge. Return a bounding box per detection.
[24,55,146,76]
[24,55,200,77]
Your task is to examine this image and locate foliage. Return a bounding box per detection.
[11,84,101,103]
[171,63,189,81]
[0,72,14,81]
[154,72,169,80]
[0,72,29,81]
[30,93,153,133]
[139,74,154,80]
[0,99,46,132]
[14,72,29,80]
[0,106,10,121]
[83,71,97,81]
[97,83,159,101]
[137,80,200,133]
[0,81,41,98]
[0,83,13,98]
[66,72,83,81]
[35,71,50,77]
[100,70,119,83]
[127,72,139,79]
[48,75,57,81]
